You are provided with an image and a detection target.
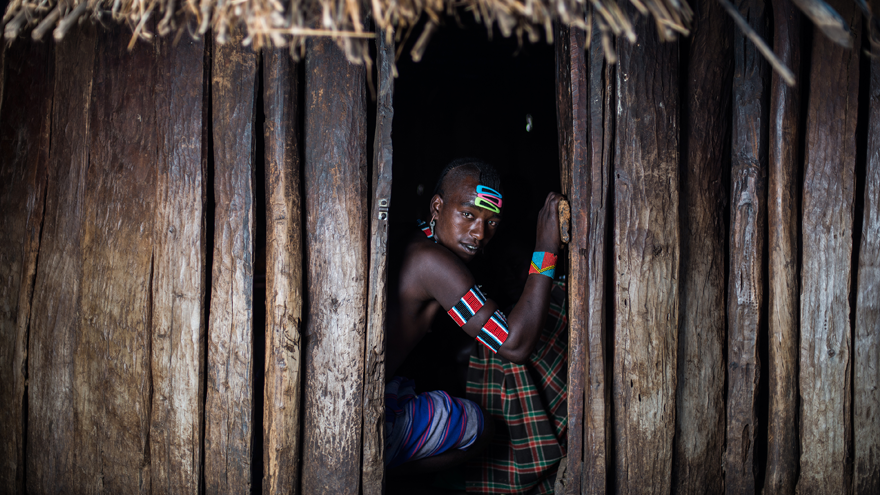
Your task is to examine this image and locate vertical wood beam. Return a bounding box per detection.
[612,8,681,493]
[725,0,769,492]
[674,0,731,492]
[76,26,158,492]
[766,0,801,492]
[798,1,860,492]
[855,44,880,495]
[583,22,613,495]
[554,22,587,495]
[262,47,304,495]
[150,36,207,495]
[205,31,258,494]
[362,30,394,495]
[26,25,95,493]
[302,38,368,494]
[0,37,53,494]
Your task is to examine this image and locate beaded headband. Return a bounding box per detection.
[474,185,502,214]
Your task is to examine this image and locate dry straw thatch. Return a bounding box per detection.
[1,0,878,84]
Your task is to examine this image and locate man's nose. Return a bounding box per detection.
[470,220,484,240]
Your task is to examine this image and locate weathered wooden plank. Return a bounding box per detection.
[674,0,731,492]
[361,30,394,495]
[855,44,880,495]
[26,25,95,494]
[798,0,860,492]
[584,23,612,495]
[204,31,258,494]
[612,8,680,493]
[302,37,369,494]
[0,37,53,494]
[75,25,158,492]
[553,22,587,495]
[150,36,207,495]
[262,47,304,495]
[725,0,769,492]
[766,0,801,492]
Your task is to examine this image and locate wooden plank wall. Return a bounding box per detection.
[362,30,395,495]
[766,0,801,492]
[674,0,731,492]
[554,22,588,495]
[855,41,880,495]
[262,47,304,495]
[150,35,207,494]
[612,6,681,493]
[725,0,769,492]
[301,37,369,494]
[205,30,258,494]
[0,32,53,495]
[3,10,880,495]
[799,0,861,492]
[26,25,94,494]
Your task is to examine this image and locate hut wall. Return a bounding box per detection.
[674,0,730,491]
[262,47,304,495]
[799,1,861,492]
[301,37,369,494]
[611,9,681,493]
[204,31,258,494]
[765,0,801,493]
[0,10,879,494]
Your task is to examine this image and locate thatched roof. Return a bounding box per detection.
[2,0,877,84]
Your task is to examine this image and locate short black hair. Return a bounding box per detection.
[433,158,502,199]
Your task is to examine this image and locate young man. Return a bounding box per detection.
[385,158,562,472]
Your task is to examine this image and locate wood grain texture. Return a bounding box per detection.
[674,0,731,492]
[75,25,158,492]
[553,23,587,495]
[26,25,95,494]
[583,23,612,495]
[262,47,304,495]
[302,37,369,495]
[725,0,769,492]
[361,30,394,495]
[855,46,880,495]
[766,0,801,492]
[205,31,258,494]
[798,1,860,493]
[612,8,680,494]
[150,36,207,495]
[0,37,53,494]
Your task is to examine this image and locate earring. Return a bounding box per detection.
[430,218,436,231]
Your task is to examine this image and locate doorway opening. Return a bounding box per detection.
[387,7,563,434]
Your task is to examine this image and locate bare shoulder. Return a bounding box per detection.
[400,237,475,306]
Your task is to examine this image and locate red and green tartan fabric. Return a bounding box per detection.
[465,281,568,494]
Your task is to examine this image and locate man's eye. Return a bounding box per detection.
[488,221,498,227]
[462,211,473,218]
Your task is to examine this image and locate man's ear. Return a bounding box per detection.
[430,194,444,219]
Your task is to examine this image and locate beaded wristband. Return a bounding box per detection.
[476,310,509,353]
[447,286,487,327]
[529,252,557,278]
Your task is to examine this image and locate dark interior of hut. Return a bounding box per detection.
[384,14,561,399]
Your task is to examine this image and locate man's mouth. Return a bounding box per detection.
[461,243,480,254]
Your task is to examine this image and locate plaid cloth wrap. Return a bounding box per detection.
[465,281,568,494]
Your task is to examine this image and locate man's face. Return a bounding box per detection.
[430,174,502,262]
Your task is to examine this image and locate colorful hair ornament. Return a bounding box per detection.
[529,252,557,278]
[475,185,503,213]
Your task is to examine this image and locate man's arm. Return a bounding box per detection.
[417,193,562,364]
